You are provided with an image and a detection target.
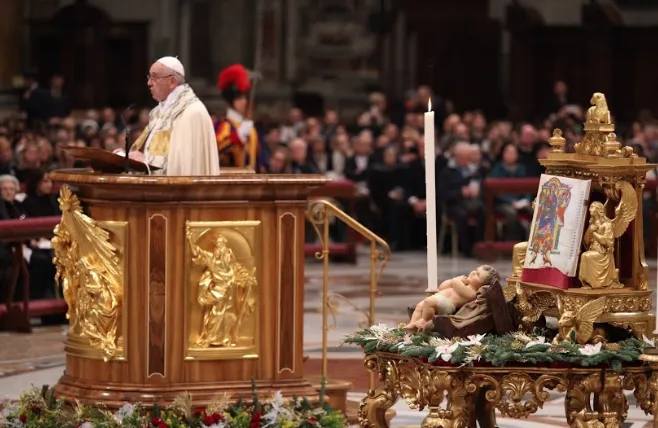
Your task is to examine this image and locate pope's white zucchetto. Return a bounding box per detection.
[156,56,185,78]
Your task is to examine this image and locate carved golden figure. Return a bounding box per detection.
[187,227,257,348]
[579,182,637,289]
[554,296,607,345]
[52,224,80,332]
[586,92,612,125]
[514,283,554,325]
[53,186,123,361]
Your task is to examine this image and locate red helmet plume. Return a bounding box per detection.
[217,64,251,93]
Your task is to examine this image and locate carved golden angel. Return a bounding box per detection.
[579,181,637,289]
[53,186,123,360]
[513,282,554,324]
[554,296,607,345]
[578,181,637,288]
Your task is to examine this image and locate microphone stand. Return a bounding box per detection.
[121,104,137,173]
[123,125,133,173]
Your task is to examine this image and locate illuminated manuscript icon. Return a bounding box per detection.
[528,177,572,266]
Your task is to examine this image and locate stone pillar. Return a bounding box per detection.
[179,0,192,76]
[284,0,298,82]
[209,0,250,74]
[0,0,23,87]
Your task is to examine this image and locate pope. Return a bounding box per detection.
[214,64,266,170]
[124,56,220,176]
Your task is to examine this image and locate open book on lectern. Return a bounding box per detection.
[61,146,160,174]
[521,174,592,289]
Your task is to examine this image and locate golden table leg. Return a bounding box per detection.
[358,388,398,428]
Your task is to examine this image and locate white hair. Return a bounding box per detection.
[0,174,19,191]
[452,141,471,155]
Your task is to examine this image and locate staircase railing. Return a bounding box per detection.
[307,199,391,389]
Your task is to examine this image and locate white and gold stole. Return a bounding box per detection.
[131,84,199,174]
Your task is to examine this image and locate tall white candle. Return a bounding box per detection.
[424,100,438,292]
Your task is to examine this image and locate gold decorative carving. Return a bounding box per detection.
[579,181,637,289]
[53,186,127,362]
[555,296,607,345]
[359,353,648,428]
[514,283,555,324]
[184,221,260,360]
[548,128,566,153]
[586,92,612,125]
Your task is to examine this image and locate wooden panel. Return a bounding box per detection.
[52,172,323,407]
[148,214,167,378]
[277,212,297,374]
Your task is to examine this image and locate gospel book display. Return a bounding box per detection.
[352,93,658,428]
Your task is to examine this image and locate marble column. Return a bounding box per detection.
[0,0,23,87]
[178,0,192,76]
[209,0,250,74]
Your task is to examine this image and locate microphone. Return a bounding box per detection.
[120,104,136,173]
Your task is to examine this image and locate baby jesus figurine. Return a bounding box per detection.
[403,265,500,333]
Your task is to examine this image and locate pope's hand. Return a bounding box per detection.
[237,120,254,142]
[128,151,145,162]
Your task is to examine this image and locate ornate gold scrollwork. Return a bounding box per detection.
[565,371,627,428]
[53,186,126,362]
[184,221,260,360]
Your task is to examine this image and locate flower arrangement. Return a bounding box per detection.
[344,324,651,371]
[0,381,346,428]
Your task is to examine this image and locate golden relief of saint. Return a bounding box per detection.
[187,228,257,348]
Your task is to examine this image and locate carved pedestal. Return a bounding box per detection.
[359,353,657,428]
[51,170,327,407]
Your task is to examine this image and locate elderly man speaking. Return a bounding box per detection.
[124,57,219,175]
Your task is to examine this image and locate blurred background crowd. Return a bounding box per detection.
[2,0,658,303]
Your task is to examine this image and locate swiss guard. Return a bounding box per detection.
[214,64,265,170]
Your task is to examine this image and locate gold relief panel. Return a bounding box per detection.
[53,186,128,362]
[184,221,260,360]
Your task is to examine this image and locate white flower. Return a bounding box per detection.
[78,423,94,428]
[459,334,486,346]
[207,423,227,428]
[1,403,19,418]
[395,334,413,349]
[434,342,459,362]
[643,334,656,348]
[525,336,547,348]
[578,342,603,356]
[115,402,135,422]
[262,391,294,427]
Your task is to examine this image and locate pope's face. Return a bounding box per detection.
[147,62,177,102]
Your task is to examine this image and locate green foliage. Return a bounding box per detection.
[344,325,648,370]
[0,386,346,428]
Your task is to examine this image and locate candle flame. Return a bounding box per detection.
[428,99,432,112]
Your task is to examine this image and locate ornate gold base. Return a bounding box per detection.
[55,374,319,409]
[517,281,655,340]
[347,400,394,425]
[358,352,658,428]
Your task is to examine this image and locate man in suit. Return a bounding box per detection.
[438,141,484,257]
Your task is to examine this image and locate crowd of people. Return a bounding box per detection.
[1,76,657,301]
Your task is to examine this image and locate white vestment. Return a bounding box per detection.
[132,84,220,176]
